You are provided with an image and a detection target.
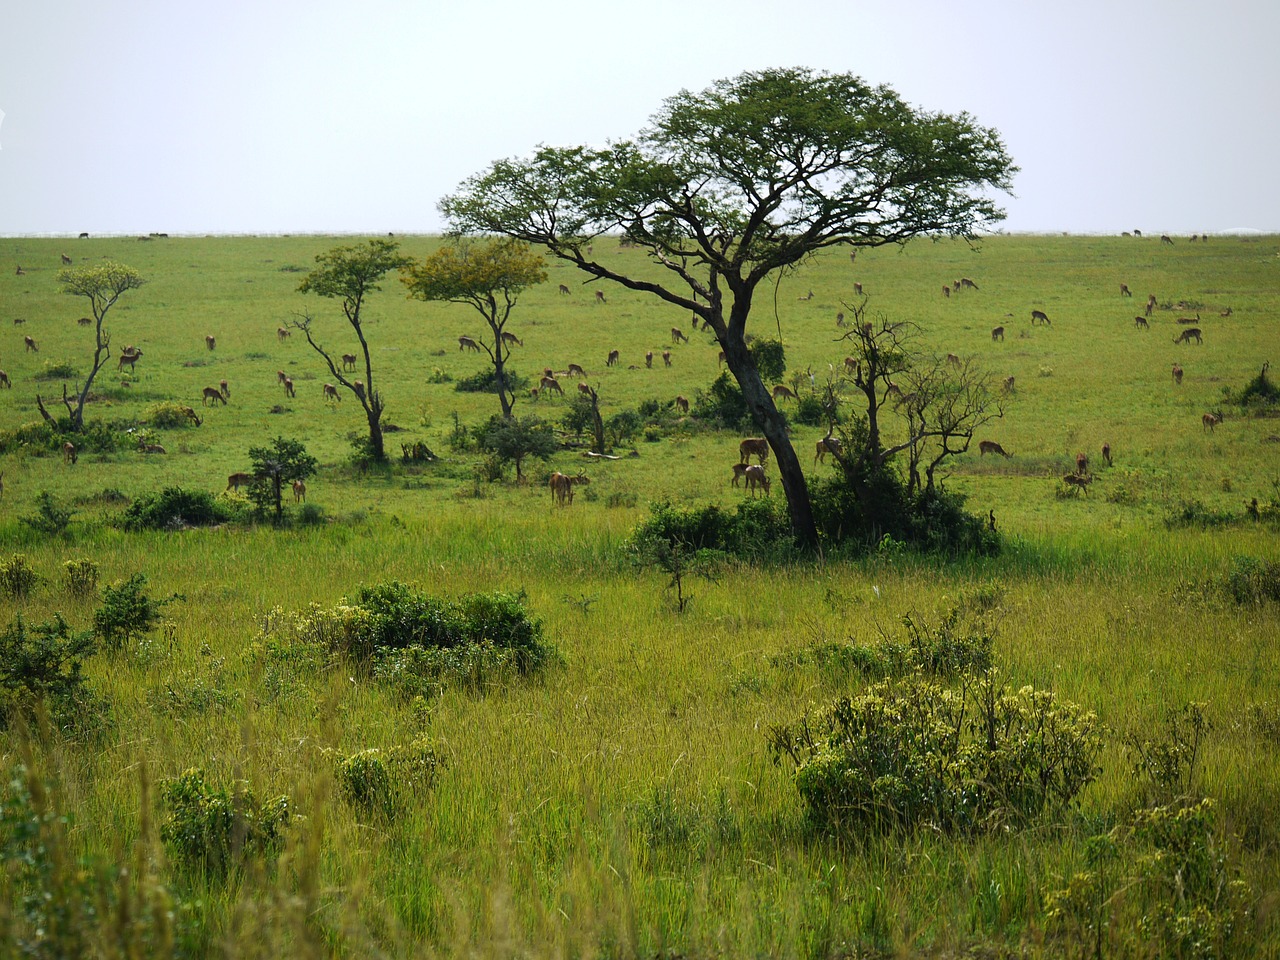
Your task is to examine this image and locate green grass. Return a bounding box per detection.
[0,233,1278,957]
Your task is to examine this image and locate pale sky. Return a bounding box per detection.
[1,0,1276,237]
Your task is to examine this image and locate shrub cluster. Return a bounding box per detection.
[0,554,41,599]
[333,739,441,822]
[91,573,179,652]
[454,366,529,394]
[143,401,202,429]
[0,613,99,732]
[630,498,794,562]
[118,486,238,531]
[159,768,291,881]
[1224,555,1280,604]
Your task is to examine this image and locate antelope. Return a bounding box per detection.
[1075,452,1088,476]
[342,353,358,371]
[743,464,771,496]
[718,350,726,366]
[953,280,962,292]
[63,441,77,464]
[607,349,620,367]
[1202,413,1221,432]
[205,335,216,351]
[566,363,586,378]
[1120,283,1132,297]
[1062,474,1091,494]
[1030,309,1050,326]
[61,253,73,265]
[843,356,860,376]
[140,442,166,455]
[292,479,306,502]
[458,335,481,352]
[353,380,365,401]
[853,282,863,295]
[815,436,842,465]
[323,383,340,402]
[15,265,24,275]
[1176,314,1200,325]
[836,311,846,327]
[662,350,672,367]
[202,386,227,405]
[558,283,570,295]
[1219,307,1232,317]
[1003,376,1015,393]
[942,285,951,298]
[277,326,291,342]
[118,350,143,371]
[543,368,554,379]
[77,316,92,326]
[671,327,688,344]
[219,379,229,399]
[960,278,979,290]
[797,290,814,301]
[1161,234,1174,245]
[675,395,689,414]
[947,353,961,366]
[578,382,592,396]
[24,335,38,352]
[991,326,1004,341]
[278,370,288,385]
[1172,363,1183,385]
[739,437,769,465]
[539,375,564,396]
[645,351,653,368]
[1173,328,1203,345]
[549,471,589,506]
[978,440,1011,458]
[0,370,9,388]
[181,406,202,425]
[227,472,253,491]
[1134,315,1149,329]
[772,384,797,403]
[595,290,606,304]
[730,462,750,487]
[283,377,295,398]
[500,331,523,348]
[1102,442,1112,467]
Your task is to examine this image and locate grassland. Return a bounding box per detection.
[0,233,1278,958]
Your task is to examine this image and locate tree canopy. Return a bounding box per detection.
[441,67,1016,549]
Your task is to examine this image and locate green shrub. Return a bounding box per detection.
[159,769,291,881]
[769,672,1103,834]
[0,613,99,731]
[334,739,441,821]
[1125,702,1210,806]
[62,559,99,597]
[20,492,74,535]
[630,497,794,561]
[748,337,786,383]
[606,409,643,445]
[1164,498,1240,530]
[792,393,827,426]
[0,554,41,600]
[33,360,79,381]
[92,573,179,652]
[454,366,528,394]
[1224,555,1280,604]
[143,401,202,428]
[119,486,238,531]
[692,371,750,430]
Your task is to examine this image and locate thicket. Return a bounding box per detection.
[92,573,179,652]
[333,739,441,822]
[0,614,99,732]
[454,366,529,394]
[118,486,238,531]
[630,498,794,562]
[159,769,292,881]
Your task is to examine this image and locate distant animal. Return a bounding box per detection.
[718,350,726,366]
[595,290,606,304]
[662,350,671,367]
[1202,413,1221,433]
[1101,442,1112,467]
[947,353,961,366]
[61,254,73,265]
[202,386,227,406]
[205,335,216,351]
[730,462,751,487]
[815,436,842,465]
[743,464,771,496]
[797,290,814,301]
[12,318,24,325]
[772,384,797,403]
[277,326,291,342]
[1219,307,1232,317]
[1075,452,1089,476]
[978,440,1012,458]
[853,282,863,295]
[63,441,77,464]
[23,335,38,352]
[292,479,306,503]
[606,349,620,367]
[577,382,592,397]
[1176,314,1200,325]
[671,327,689,344]
[458,335,481,353]
[14,266,23,276]
[942,285,951,298]
[960,278,979,290]
[140,442,166,455]
[219,379,229,399]
[1003,376,1015,392]
[353,380,365,401]
[836,311,846,327]
[739,437,769,465]
[79,232,89,239]
[675,395,689,414]
[566,363,586,378]
[549,471,589,506]
[0,371,9,388]
[283,377,295,398]
[342,353,358,371]
[117,350,143,371]
[1161,234,1174,245]
[1134,315,1149,329]
[558,283,570,295]
[1062,473,1092,494]
[645,351,653,369]
[77,316,93,326]
[843,356,860,376]
[539,375,564,396]
[180,406,202,425]
[323,383,340,402]
[1120,283,1132,297]
[227,472,253,492]
[991,326,1004,341]
[500,331,523,348]
[1172,363,1184,385]
[1173,328,1202,345]
[1134,229,1143,237]
[1030,309,1050,326]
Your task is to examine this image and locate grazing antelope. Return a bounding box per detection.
[342,353,358,371]
[558,283,570,295]
[835,311,846,327]
[743,464,771,496]
[539,375,564,396]
[772,384,797,403]
[118,350,143,371]
[1102,442,1112,467]
[283,377,295,398]
[278,369,288,385]
[739,437,769,465]
[227,472,253,491]
[1075,452,1088,476]
[1161,234,1174,245]
[1030,309,1050,326]
[991,326,1004,341]
[323,383,340,402]
[1202,413,1221,432]
[942,285,951,298]
[947,353,961,366]
[181,406,202,425]
[500,331,523,348]
[797,290,814,301]
[1173,328,1203,345]
[843,356,860,376]
[960,278,979,290]
[24,335,38,352]
[1062,473,1092,494]
[205,335,216,351]
[953,280,962,292]
[566,363,586,378]
[63,441,77,464]
[202,386,227,406]
[277,326,291,342]
[815,436,842,465]
[645,351,653,369]
[675,395,689,414]
[292,479,306,502]
[219,379,229,399]
[77,316,92,326]
[671,327,689,344]
[543,367,554,379]
[353,380,365,401]
[978,440,1011,458]
[1134,315,1149,329]
[0,371,8,388]
[61,253,73,265]
[607,349,620,367]
[595,290,606,304]
[549,471,589,506]
[1002,375,1015,393]
[1172,363,1183,385]
[1120,283,1132,297]
[577,382,592,397]
[717,350,726,366]
[662,350,671,367]
[458,335,481,352]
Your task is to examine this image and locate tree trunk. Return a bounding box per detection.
[366,405,386,462]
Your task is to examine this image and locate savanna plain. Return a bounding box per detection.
[0,232,1278,958]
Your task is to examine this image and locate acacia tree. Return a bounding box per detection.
[247,436,318,525]
[442,67,1015,549]
[49,261,147,430]
[295,238,410,462]
[401,238,546,419]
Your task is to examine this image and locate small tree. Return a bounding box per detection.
[402,238,547,419]
[50,261,147,430]
[296,239,410,463]
[476,414,556,482]
[247,437,318,524]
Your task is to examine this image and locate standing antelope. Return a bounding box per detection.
[283,377,295,398]
[0,371,9,388]
[942,285,951,298]
[595,290,606,304]
[353,380,365,401]
[24,335,38,352]
[645,351,653,369]
[1062,474,1092,494]
[205,335,216,351]
[662,350,671,367]
[1172,363,1183,385]
[63,441,77,464]
[1002,376,1016,393]
[1134,315,1149,329]
[853,281,863,295]
[219,379,229,400]
[1202,413,1221,432]
[566,363,586,378]
[606,350,620,367]
[342,354,358,371]
[1030,309,1050,325]
[61,253,73,265]
[960,278,979,290]
[118,350,143,371]
[227,472,253,491]
[743,464,771,496]
[772,384,797,403]
[1120,283,1132,297]
[202,386,227,406]
[1075,452,1089,476]
[675,395,689,414]
[293,479,306,502]
[739,438,769,465]
[558,283,570,295]
[500,331,523,348]
[815,436,842,465]
[539,376,564,396]
[1101,442,1112,467]
[991,326,1004,341]
[277,326,291,342]
[458,335,480,352]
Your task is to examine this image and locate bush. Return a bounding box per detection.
[62,559,99,597]
[454,366,529,394]
[334,739,441,822]
[631,497,794,561]
[1163,498,1240,530]
[143,401,201,428]
[1224,555,1280,604]
[749,338,786,383]
[0,554,41,600]
[159,769,291,881]
[692,372,751,430]
[119,486,237,531]
[92,573,179,652]
[792,393,827,426]
[792,608,994,681]
[20,492,74,535]
[0,613,99,731]
[769,672,1103,834]
[606,409,643,446]
[33,360,79,382]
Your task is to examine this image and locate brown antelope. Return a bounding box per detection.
[1176,314,1200,325]
[1202,413,1221,432]
[140,442,166,455]
[1219,307,1232,317]
[1075,452,1088,476]
[991,326,1004,341]
[1062,473,1091,494]
[1134,315,1149,329]
[543,367,554,379]
[63,441,78,464]
[227,472,253,491]
[0,371,9,388]
[843,356,860,376]
[342,353,358,371]
[118,350,143,371]
[277,369,288,385]
[730,462,751,487]
[595,290,606,304]
[671,327,688,344]
[205,335,216,351]
[960,278,979,290]
[978,440,1011,458]
[292,479,306,502]
[1000,376,1014,393]
[577,382,592,397]
[1030,309,1050,326]
[662,350,672,367]
[283,377,295,398]
[1161,234,1174,245]
[219,379,229,399]
[1102,442,1112,467]
[1120,283,1132,297]
[942,285,951,298]
[739,437,769,465]
[353,380,365,401]
[24,335,38,352]
[717,350,726,366]
[277,326,291,342]
[566,363,586,379]
[558,283,570,295]
[947,353,961,366]
[181,406,202,425]
[500,331,523,348]
[743,464,771,496]
[15,265,24,275]
[1173,328,1203,345]
[675,395,689,414]
[61,253,73,265]
[645,351,653,369]
[529,387,540,401]
[797,290,814,301]
[458,335,481,352]
[836,311,846,327]
[549,471,589,506]
[853,282,863,295]
[815,436,842,465]
[607,349,620,367]
[76,316,92,326]
[772,384,797,403]
[539,375,564,396]
[202,386,227,406]
[953,280,962,292]
[1172,363,1184,385]
[323,383,341,402]
[849,251,856,263]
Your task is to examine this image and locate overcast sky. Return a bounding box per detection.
[1,0,1276,237]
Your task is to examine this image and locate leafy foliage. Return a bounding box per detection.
[0,614,99,730]
[0,554,41,600]
[1223,555,1280,604]
[20,492,74,536]
[119,487,238,531]
[92,573,178,652]
[334,739,441,822]
[159,769,291,881]
[474,414,556,480]
[61,559,99,598]
[630,498,793,562]
[246,436,318,524]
